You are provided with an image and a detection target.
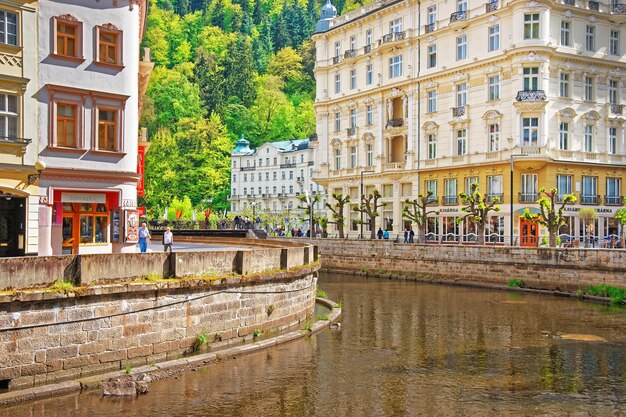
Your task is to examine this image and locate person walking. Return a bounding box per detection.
[163,227,173,253]
[138,223,151,253]
[377,228,384,239]
[383,229,389,240]
[409,227,415,243]
[404,229,408,243]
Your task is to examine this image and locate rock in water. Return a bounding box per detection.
[101,379,140,396]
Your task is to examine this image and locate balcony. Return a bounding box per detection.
[394,31,406,41]
[344,49,356,59]
[580,194,600,204]
[424,23,435,33]
[588,0,599,10]
[486,0,498,13]
[347,127,356,137]
[610,103,624,115]
[487,193,503,202]
[240,166,256,171]
[382,33,394,43]
[280,162,296,168]
[332,56,340,65]
[563,0,575,5]
[0,136,31,154]
[452,106,465,117]
[516,90,547,101]
[450,10,468,24]
[519,193,538,203]
[386,119,404,128]
[308,161,314,166]
[383,162,405,171]
[364,44,372,54]
[443,196,458,205]
[605,195,624,206]
[612,3,626,13]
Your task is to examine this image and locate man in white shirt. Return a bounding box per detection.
[163,227,173,253]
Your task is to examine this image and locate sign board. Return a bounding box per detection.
[61,192,106,204]
[111,210,121,243]
[124,210,139,243]
[137,145,146,197]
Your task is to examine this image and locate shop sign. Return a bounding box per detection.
[111,210,121,243]
[440,208,460,213]
[124,210,139,243]
[61,192,106,204]
[564,207,615,215]
[137,146,146,197]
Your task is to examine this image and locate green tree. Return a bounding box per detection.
[457,183,501,246]
[193,48,225,115]
[402,190,439,243]
[579,208,598,248]
[250,75,295,142]
[353,189,386,239]
[522,187,576,248]
[325,192,350,238]
[297,193,322,236]
[223,35,257,107]
[615,198,626,249]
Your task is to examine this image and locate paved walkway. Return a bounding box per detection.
[140,241,246,253]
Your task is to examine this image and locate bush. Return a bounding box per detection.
[507,279,525,288]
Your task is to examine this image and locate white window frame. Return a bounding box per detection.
[389,55,402,78]
[584,76,594,101]
[427,44,437,68]
[609,126,617,155]
[584,125,593,152]
[559,122,569,150]
[0,93,18,139]
[428,6,437,25]
[334,148,341,170]
[427,134,437,159]
[366,63,373,85]
[0,10,18,46]
[390,18,403,33]
[350,69,356,90]
[560,20,570,46]
[610,30,620,56]
[350,108,357,128]
[366,143,374,166]
[488,75,500,100]
[522,117,539,146]
[488,25,500,51]
[350,145,357,168]
[523,67,539,91]
[457,129,467,156]
[559,72,570,98]
[334,112,341,132]
[524,13,540,40]
[585,25,595,51]
[488,123,500,151]
[456,34,467,61]
[456,83,467,107]
[366,105,373,125]
[428,90,437,113]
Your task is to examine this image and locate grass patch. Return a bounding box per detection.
[333,298,343,309]
[585,285,626,305]
[316,312,329,321]
[124,363,132,374]
[191,331,211,352]
[253,329,262,339]
[302,319,313,332]
[315,286,327,299]
[146,273,162,282]
[507,279,525,288]
[50,280,75,294]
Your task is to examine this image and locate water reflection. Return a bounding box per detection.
[2,273,626,416]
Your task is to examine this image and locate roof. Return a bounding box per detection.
[232,138,312,156]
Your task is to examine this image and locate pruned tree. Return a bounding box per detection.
[353,189,386,239]
[456,183,501,245]
[579,207,598,248]
[615,197,626,249]
[402,190,439,243]
[325,192,350,239]
[522,187,576,248]
[297,193,321,235]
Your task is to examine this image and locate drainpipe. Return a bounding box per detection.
[416,0,422,197]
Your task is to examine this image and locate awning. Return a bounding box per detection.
[514,207,540,215]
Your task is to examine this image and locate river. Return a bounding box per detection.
[3,272,626,416]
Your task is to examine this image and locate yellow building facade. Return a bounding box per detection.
[312,0,626,245]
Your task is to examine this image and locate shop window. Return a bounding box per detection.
[54,15,83,60]
[63,203,109,247]
[96,24,123,67]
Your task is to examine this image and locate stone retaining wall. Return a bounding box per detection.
[310,239,626,290]
[0,267,318,391]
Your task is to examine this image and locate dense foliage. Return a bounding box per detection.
[141,0,326,211]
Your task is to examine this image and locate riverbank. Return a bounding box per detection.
[0,297,341,406]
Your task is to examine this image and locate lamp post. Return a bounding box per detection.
[360,170,375,239]
[304,190,313,240]
[510,153,528,246]
[251,202,257,230]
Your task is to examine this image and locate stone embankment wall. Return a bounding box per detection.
[311,239,626,290]
[0,267,318,391]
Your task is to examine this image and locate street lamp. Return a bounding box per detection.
[360,170,375,239]
[251,202,257,229]
[305,190,313,241]
[510,153,528,246]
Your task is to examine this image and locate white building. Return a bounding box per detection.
[37,0,148,255]
[229,137,326,228]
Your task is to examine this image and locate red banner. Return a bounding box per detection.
[138,206,146,216]
[137,145,146,197]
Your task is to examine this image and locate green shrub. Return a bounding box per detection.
[253,329,262,339]
[302,319,313,332]
[585,285,626,305]
[50,280,75,294]
[315,286,327,299]
[124,363,133,374]
[507,279,525,288]
[333,299,343,309]
[316,313,329,321]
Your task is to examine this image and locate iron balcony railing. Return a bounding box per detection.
[452,106,466,117]
[279,162,296,168]
[580,194,600,204]
[364,44,372,53]
[332,56,340,64]
[604,195,623,205]
[443,196,458,205]
[346,127,356,137]
[425,23,435,33]
[612,3,626,13]
[344,49,356,58]
[240,166,256,171]
[386,118,404,128]
[610,103,624,115]
[450,10,468,22]
[486,0,498,13]
[309,133,318,141]
[487,193,503,202]
[563,0,575,6]
[382,33,394,43]
[516,90,547,101]
[0,136,31,145]
[588,0,599,10]
[519,192,539,203]
[394,31,406,41]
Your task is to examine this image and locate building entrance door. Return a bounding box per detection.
[520,220,538,247]
[62,216,77,254]
[0,196,26,257]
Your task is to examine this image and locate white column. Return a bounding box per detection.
[321,112,329,165]
[377,99,384,170]
[542,110,549,147]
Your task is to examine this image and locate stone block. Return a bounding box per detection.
[47,345,79,360]
[127,345,153,359]
[99,350,127,363]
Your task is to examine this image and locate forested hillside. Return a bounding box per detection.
[141,0,370,212]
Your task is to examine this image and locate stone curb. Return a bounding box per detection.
[0,297,341,407]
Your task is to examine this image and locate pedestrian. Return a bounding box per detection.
[383,229,389,240]
[409,227,415,243]
[404,229,408,243]
[138,223,151,253]
[234,215,240,229]
[377,228,383,239]
[163,227,173,253]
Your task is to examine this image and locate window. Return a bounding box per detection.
[243,174,247,182]
[609,127,617,155]
[606,178,621,205]
[457,0,467,12]
[523,67,539,91]
[97,26,122,66]
[366,105,373,125]
[425,180,438,199]
[488,25,500,51]
[428,6,437,24]
[559,73,569,98]
[522,117,538,146]
[427,134,437,159]
[556,175,572,198]
[273,157,277,165]
[524,14,540,40]
[265,172,269,181]
[288,185,293,194]
[350,109,357,128]
[390,18,403,33]
[584,125,593,152]
[389,55,402,78]
[487,176,502,199]
[281,171,285,180]
[97,109,117,151]
[334,148,341,170]
[349,35,356,51]
[456,35,467,60]
[366,144,374,166]
[334,41,341,58]
[521,174,538,200]
[585,25,595,51]
[488,124,500,151]
[457,129,467,155]
[258,172,262,181]
[334,112,341,132]
[456,83,467,107]
[0,10,17,46]
[444,179,457,204]
[608,80,618,104]
[334,74,341,94]
[289,170,293,180]
[465,176,479,193]
[610,30,620,56]
[488,75,500,100]
[350,69,356,90]
[366,63,373,85]
[366,29,372,46]
[427,44,437,68]
[560,21,570,46]
[56,20,81,58]
[273,172,277,180]
[350,146,357,168]
[75,203,109,244]
[0,94,18,139]
[584,76,594,101]
[581,176,597,203]
[57,104,78,148]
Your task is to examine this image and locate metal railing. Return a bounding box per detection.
[332,56,340,65]
[364,44,372,53]
[425,23,435,33]
[588,0,599,10]
[487,193,503,202]
[443,196,458,205]
[450,10,468,22]
[386,118,404,128]
[580,194,600,204]
[344,49,356,58]
[604,195,623,205]
[518,193,538,203]
[347,127,356,137]
[610,103,624,115]
[240,166,256,171]
[563,0,575,5]
[486,0,498,12]
[394,31,406,41]
[516,90,547,101]
[452,106,465,117]
[382,33,394,43]
[279,162,296,168]
[612,3,626,13]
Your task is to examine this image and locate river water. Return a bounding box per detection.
[3,273,626,416]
